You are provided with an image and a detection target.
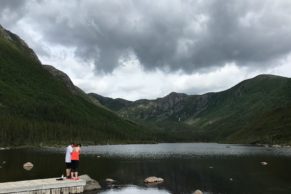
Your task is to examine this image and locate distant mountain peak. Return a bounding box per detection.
[160,92,188,104]
[253,74,286,79]
[165,92,188,97]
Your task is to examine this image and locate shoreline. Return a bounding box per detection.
[1,141,291,150]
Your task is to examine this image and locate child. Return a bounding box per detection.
[70,144,81,180]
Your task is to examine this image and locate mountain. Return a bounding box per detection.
[91,75,291,144]
[0,25,151,146]
[88,93,132,111]
[2,24,289,146]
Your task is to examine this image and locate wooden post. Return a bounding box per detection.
[61,187,70,194]
[51,188,61,194]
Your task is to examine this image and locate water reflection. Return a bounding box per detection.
[1,143,291,194]
[49,143,291,158]
[98,185,170,194]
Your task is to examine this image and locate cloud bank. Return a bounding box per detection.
[1,0,291,99]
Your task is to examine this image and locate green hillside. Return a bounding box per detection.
[0,25,150,146]
[91,75,291,145]
[188,75,291,144]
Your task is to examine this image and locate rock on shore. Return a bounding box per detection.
[80,174,101,191]
[23,162,34,171]
[193,189,203,194]
[144,176,164,184]
[105,178,116,183]
[260,161,268,166]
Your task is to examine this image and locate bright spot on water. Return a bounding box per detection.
[99,185,171,194]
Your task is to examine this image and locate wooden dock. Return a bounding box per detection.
[0,177,86,194]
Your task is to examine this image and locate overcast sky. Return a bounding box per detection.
[1,0,291,100]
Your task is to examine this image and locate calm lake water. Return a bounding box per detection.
[1,143,291,194]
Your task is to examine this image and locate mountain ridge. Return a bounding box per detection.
[90,74,291,144]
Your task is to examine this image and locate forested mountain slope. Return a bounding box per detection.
[0,25,150,146]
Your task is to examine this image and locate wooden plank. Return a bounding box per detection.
[0,178,86,194]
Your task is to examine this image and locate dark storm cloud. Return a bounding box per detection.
[2,0,291,73]
[0,0,27,26]
[185,1,291,70]
[0,0,25,11]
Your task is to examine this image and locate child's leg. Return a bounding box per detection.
[66,168,71,177]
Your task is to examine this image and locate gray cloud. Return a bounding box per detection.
[0,0,26,11]
[1,0,291,73]
[0,0,27,27]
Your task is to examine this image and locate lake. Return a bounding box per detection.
[0,143,291,194]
